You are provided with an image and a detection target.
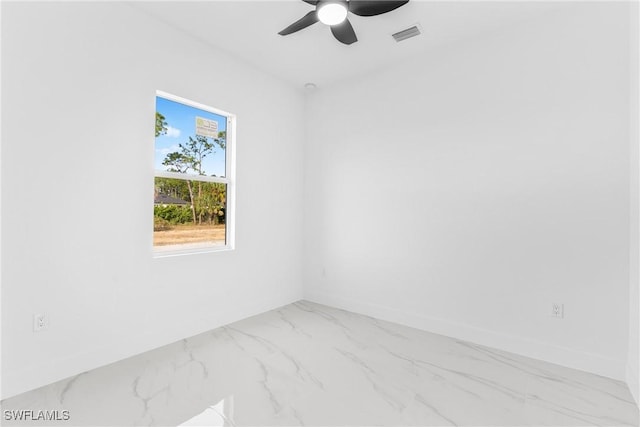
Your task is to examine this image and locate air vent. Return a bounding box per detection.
[392,25,421,42]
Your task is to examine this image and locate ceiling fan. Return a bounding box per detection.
[278,0,410,45]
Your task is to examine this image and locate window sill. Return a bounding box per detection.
[153,242,233,258]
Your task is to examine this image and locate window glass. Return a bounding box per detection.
[154,92,234,254]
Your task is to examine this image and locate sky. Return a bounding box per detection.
[155,96,227,177]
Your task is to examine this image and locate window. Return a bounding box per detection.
[154,91,235,255]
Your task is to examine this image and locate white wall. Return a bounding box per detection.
[628,0,640,407]
[1,2,305,399]
[303,3,633,380]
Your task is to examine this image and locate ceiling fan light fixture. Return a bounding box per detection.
[278,0,410,45]
[317,2,348,26]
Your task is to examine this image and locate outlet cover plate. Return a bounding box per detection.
[33,314,47,332]
[551,303,564,318]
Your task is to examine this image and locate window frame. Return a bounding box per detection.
[153,90,236,257]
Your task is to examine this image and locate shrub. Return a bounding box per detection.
[154,216,173,231]
[154,204,193,224]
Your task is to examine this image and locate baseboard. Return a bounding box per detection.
[1,293,302,400]
[627,361,640,409]
[305,291,627,381]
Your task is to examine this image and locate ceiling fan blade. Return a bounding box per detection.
[302,0,318,4]
[348,0,409,17]
[278,11,319,36]
[330,18,357,45]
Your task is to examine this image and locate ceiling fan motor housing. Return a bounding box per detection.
[316,0,349,10]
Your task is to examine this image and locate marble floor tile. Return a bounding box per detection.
[1,301,638,426]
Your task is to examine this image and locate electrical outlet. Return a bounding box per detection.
[33,313,48,332]
[551,303,564,318]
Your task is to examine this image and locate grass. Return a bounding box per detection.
[153,223,225,246]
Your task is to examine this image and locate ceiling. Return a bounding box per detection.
[131,1,566,90]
